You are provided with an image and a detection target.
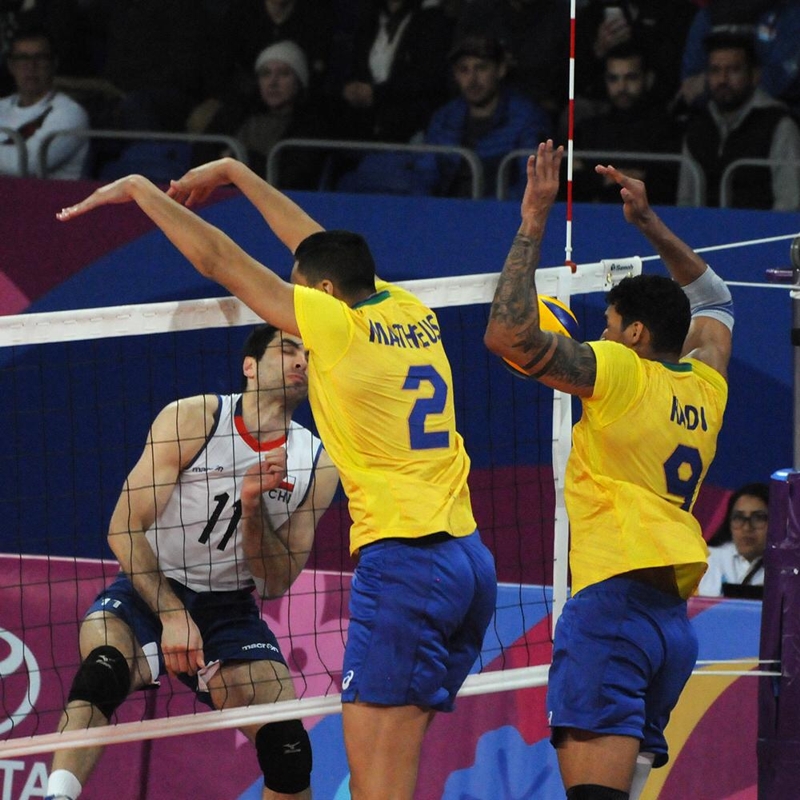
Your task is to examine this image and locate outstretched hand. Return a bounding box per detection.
[521,139,564,222]
[56,175,145,221]
[167,158,234,208]
[595,164,654,227]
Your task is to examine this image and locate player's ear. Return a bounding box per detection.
[627,320,644,344]
[243,355,257,382]
[319,279,335,296]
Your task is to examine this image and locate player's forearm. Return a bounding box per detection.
[485,233,543,356]
[633,211,707,286]
[224,159,324,254]
[107,527,185,617]
[252,552,305,599]
[242,504,307,598]
[126,175,244,283]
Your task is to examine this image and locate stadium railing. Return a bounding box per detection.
[1,126,29,177]
[496,148,705,206]
[719,157,800,208]
[267,137,486,199]
[37,128,249,180]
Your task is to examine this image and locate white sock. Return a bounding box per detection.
[47,769,82,800]
[629,752,655,800]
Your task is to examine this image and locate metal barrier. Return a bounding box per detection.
[719,157,800,209]
[496,148,705,206]
[1,126,29,177]
[38,128,249,179]
[267,138,486,199]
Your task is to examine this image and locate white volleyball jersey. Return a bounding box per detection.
[145,394,323,592]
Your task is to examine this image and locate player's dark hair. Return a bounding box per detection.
[707,482,770,547]
[606,274,690,357]
[294,230,376,298]
[241,324,280,389]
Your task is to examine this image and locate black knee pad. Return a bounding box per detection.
[255,719,312,794]
[67,645,131,720]
[567,786,629,800]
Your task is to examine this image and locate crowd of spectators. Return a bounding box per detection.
[1,0,799,209]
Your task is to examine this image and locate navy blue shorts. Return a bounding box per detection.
[342,530,497,712]
[87,574,286,705]
[547,576,698,767]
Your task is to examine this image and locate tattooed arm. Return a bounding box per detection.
[484,140,597,397]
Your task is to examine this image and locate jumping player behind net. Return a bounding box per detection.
[484,140,733,800]
[56,158,498,800]
[46,324,339,800]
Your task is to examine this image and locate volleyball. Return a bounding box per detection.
[539,295,579,339]
[502,295,579,378]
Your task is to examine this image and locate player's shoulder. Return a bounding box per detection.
[681,357,728,398]
[375,278,428,309]
[588,339,639,370]
[159,394,222,431]
[172,393,221,412]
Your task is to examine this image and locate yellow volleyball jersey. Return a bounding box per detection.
[293,279,476,554]
[566,340,728,599]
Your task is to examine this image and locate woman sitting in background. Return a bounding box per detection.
[698,482,769,598]
[196,40,327,188]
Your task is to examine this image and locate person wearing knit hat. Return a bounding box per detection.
[254,40,309,94]
[220,38,324,186]
[193,37,326,188]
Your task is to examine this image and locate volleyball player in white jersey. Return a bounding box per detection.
[46,325,339,800]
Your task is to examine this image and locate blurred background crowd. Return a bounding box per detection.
[1,0,799,208]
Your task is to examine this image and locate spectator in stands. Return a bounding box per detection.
[335,0,454,143]
[679,1,800,118]
[698,482,769,596]
[334,33,550,198]
[573,41,681,205]
[454,0,571,119]
[415,33,551,199]
[0,0,89,97]
[677,29,800,209]
[573,0,697,115]
[196,0,333,130]
[197,41,327,188]
[0,27,88,179]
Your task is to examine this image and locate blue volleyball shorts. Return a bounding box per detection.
[546,576,698,767]
[341,529,497,712]
[87,573,286,706]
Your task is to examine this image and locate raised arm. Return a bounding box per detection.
[241,449,339,599]
[484,140,597,397]
[108,395,215,677]
[57,174,300,334]
[597,164,733,378]
[167,158,324,254]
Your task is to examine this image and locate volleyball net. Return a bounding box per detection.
[0,259,642,761]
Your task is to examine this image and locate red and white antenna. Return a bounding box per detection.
[565,0,577,271]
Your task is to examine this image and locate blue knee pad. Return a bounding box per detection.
[67,645,130,720]
[255,719,312,794]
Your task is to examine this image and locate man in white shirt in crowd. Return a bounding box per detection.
[0,27,88,179]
